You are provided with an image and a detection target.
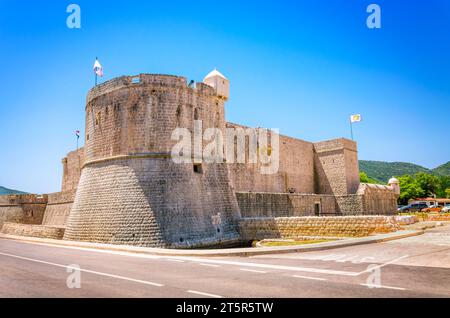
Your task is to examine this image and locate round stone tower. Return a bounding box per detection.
[63,73,241,248]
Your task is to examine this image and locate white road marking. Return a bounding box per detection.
[199,263,220,268]
[239,268,267,274]
[170,256,359,276]
[0,252,164,287]
[360,283,406,291]
[0,238,162,260]
[357,255,409,275]
[292,275,327,281]
[166,259,185,263]
[187,290,224,298]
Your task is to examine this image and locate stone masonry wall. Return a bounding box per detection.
[0,195,48,228]
[358,183,398,215]
[1,223,65,240]
[84,74,224,162]
[42,190,77,227]
[227,123,315,194]
[314,139,360,195]
[61,148,85,192]
[65,157,241,248]
[236,192,337,217]
[239,216,400,241]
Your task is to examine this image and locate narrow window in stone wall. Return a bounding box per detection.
[95,112,101,126]
[216,111,220,126]
[176,105,182,126]
[315,203,321,216]
[194,108,199,121]
[194,164,203,174]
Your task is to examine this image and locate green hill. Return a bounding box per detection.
[0,186,28,196]
[432,162,450,176]
[359,161,432,183]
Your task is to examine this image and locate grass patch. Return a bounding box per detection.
[260,240,334,247]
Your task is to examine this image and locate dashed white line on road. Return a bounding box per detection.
[187,290,224,298]
[360,283,406,291]
[199,263,220,268]
[240,268,267,274]
[0,252,164,287]
[292,275,327,281]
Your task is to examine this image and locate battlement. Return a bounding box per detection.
[87,74,217,104]
[0,194,48,206]
[314,138,357,154]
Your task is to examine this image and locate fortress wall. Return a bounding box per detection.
[314,139,360,195]
[84,74,223,162]
[333,184,398,216]
[358,184,398,215]
[64,158,240,248]
[236,192,337,218]
[239,216,400,241]
[0,195,48,228]
[42,190,77,227]
[335,195,364,215]
[61,148,85,192]
[66,74,240,248]
[226,123,315,194]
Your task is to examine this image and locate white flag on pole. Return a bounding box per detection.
[93,59,104,77]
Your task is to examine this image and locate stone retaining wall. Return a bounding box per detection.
[239,216,400,241]
[0,195,48,228]
[1,222,65,240]
[41,190,77,227]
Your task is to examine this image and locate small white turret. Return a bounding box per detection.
[203,69,229,100]
[388,177,400,195]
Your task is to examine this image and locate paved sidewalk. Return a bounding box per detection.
[0,230,424,257]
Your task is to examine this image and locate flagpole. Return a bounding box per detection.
[95,56,98,86]
[350,119,354,141]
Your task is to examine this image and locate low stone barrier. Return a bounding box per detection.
[395,215,417,225]
[428,214,450,221]
[1,222,65,240]
[239,216,400,241]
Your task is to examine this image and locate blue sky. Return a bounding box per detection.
[0,0,449,193]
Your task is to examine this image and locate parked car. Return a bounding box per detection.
[398,203,429,212]
[421,204,443,213]
[442,204,450,213]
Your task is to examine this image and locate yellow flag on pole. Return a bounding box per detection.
[350,114,362,123]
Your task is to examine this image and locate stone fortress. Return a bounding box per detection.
[0,70,401,248]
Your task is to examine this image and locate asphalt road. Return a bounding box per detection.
[1,225,450,298]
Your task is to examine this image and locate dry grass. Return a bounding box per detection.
[260,239,334,247]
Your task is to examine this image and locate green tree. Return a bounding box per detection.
[437,176,450,198]
[359,172,382,184]
[398,175,425,205]
[414,172,440,197]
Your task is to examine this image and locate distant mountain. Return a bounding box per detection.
[0,186,28,196]
[359,161,432,183]
[432,162,450,176]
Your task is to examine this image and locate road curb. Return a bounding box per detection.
[0,230,424,257]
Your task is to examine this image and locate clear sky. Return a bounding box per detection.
[0,0,449,193]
